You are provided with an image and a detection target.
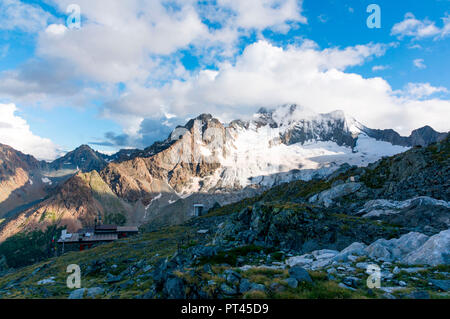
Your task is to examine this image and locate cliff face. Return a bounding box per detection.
[0,144,48,218]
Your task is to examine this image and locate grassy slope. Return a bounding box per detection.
[0,222,372,299]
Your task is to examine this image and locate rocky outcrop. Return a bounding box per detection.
[365,232,430,262]
[409,126,448,147]
[358,197,450,218]
[332,242,367,261]
[360,136,450,201]
[357,197,450,235]
[285,229,449,271]
[402,229,450,266]
[363,125,448,147]
[309,182,362,207]
[309,230,450,267]
[216,202,403,252]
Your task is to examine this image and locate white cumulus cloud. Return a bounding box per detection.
[0,0,54,32]
[391,13,450,40]
[102,40,450,136]
[404,83,448,99]
[413,58,426,69]
[0,104,60,161]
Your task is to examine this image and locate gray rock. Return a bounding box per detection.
[37,277,55,285]
[164,277,186,299]
[86,287,104,298]
[309,182,362,208]
[343,276,360,288]
[311,259,333,270]
[269,282,286,293]
[394,232,430,255]
[68,288,87,299]
[142,265,153,273]
[381,270,394,280]
[429,279,450,292]
[288,266,312,283]
[312,249,339,259]
[191,246,218,258]
[327,268,337,274]
[360,197,450,218]
[365,239,393,261]
[334,242,367,262]
[250,283,266,292]
[285,278,298,289]
[224,270,241,285]
[399,267,426,273]
[356,262,370,270]
[402,229,450,266]
[239,279,252,294]
[338,283,356,291]
[105,273,122,284]
[406,291,430,299]
[220,283,237,296]
[365,232,430,262]
[285,256,313,267]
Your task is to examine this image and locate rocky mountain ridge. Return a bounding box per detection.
[0,105,448,243]
[48,144,110,173]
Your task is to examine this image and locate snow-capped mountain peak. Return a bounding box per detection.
[158,105,414,195]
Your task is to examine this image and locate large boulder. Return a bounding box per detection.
[401,229,450,266]
[365,232,429,262]
[285,256,313,267]
[429,280,450,292]
[86,287,104,299]
[365,239,393,261]
[334,242,367,261]
[312,249,339,259]
[359,197,450,234]
[288,266,312,283]
[393,232,430,256]
[309,182,362,207]
[360,197,450,218]
[68,288,87,299]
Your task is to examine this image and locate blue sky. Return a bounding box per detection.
[0,0,449,160]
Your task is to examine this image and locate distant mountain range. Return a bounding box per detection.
[0,105,448,242]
